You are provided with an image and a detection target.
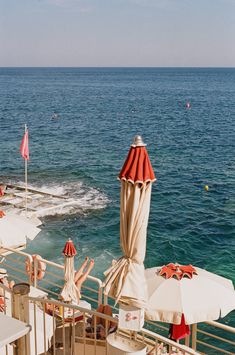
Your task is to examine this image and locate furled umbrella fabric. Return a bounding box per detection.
[60,239,78,304]
[104,136,156,307]
[145,264,235,325]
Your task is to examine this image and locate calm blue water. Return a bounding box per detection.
[0,68,235,332]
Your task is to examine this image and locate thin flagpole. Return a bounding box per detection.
[25,124,28,215]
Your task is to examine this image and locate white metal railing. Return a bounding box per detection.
[194,321,235,354]
[103,294,235,354]
[0,282,200,355]
[0,247,103,307]
[1,248,235,354]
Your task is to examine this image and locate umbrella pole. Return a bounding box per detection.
[185,334,190,347]
[191,324,197,350]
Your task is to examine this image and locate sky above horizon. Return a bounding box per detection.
[0,0,235,67]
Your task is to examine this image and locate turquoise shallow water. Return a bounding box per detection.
[0,68,235,331]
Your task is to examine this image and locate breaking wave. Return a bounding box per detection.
[1,178,110,217]
[32,181,109,217]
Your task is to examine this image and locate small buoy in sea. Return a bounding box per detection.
[204,185,209,191]
[185,102,191,109]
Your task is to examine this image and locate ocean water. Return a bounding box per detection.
[0,68,235,331]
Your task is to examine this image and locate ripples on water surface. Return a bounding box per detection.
[0,68,235,328]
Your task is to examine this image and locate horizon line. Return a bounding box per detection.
[0,66,235,69]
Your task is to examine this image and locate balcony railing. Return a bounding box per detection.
[0,282,200,355]
[0,247,234,354]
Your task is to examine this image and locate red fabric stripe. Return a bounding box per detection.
[119,146,155,183]
[62,240,77,256]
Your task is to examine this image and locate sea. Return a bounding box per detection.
[0,67,235,332]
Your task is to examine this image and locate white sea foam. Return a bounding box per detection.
[34,184,67,196]
[3,179,110,218]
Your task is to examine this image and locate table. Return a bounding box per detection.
[0,313,30,348]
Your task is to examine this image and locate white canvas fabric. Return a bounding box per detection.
[60,256,78,304]
[6,211,42,227]
[0,214,41,248]
[104,180,152,307]
[145,266,235,325]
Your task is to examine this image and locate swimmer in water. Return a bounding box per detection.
[51,112,59,119]
[185,102,191,109]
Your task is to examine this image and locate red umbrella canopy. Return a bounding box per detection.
[119,135,156,184]
[62,239,77,257]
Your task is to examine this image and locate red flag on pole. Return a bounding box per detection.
[20,130,29,160]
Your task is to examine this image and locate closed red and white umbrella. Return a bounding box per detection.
[60,239,78,304]
[104,136,156,307]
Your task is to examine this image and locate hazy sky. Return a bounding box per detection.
[0,0,235,67]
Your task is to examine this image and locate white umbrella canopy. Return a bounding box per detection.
[104,136,156,307]
[0,213,41,248]
[60,239,78,304]
[145,263,235,325]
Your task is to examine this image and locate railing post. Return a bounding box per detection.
[185,334,190,347]
[103,293,108,306]
[98,286,103,306]
[12,283,31,355]
[191,324,197,350]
